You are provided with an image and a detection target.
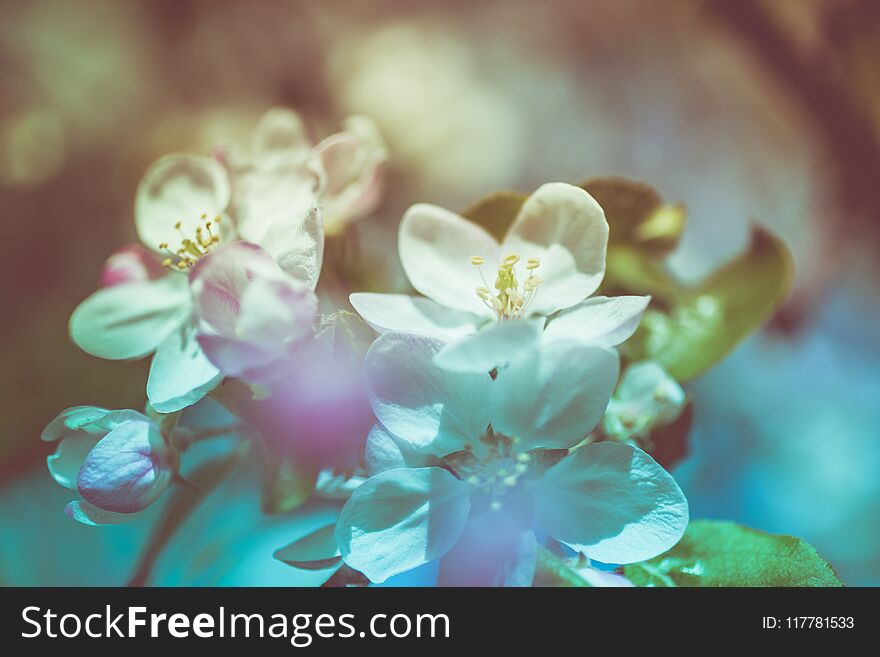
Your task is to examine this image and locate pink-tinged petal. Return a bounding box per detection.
[314,116,387,233]
[196,334,283,383]
[503,183,608,316]
[77,419,176,514]
[189,241,281,336]
[99,244,163,288]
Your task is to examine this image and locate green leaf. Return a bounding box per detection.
[579,177,685,254]
[623,226,794,381]
[261,452,319,515]
[459,190,527,241]
[624,520,843,587]
[532,546,591,587]
[273,524,342,570]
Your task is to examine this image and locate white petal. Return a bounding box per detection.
[252,107,311,168]
[349,292,479,339]
[335,467,471,583]
[398,203,499,316]
[433,319,542,373]
[503,182,608,315]
[135,154,231,252]
[233,161,323,277]
[258,206,325,288]
[490,342,619,450]
[65,500,135,526]
[364,333,491,456]
[543,295,650,347]
[41,406,110,442]
[47,435,98,490]
[69,274,191,360]
[147,321,222,413]
[530,441,689,564]
[364,424,431,475]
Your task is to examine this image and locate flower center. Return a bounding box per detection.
[471,253,543,320]
[159,214,222,271]
[443,429,532,512]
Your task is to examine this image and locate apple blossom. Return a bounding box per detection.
[335,332,688,585]
[349,182,649,373]
[42,406,178,525]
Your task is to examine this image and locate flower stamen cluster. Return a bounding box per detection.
[159,214,222,271]
[471,253,544,320]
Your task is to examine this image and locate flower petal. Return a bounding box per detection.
[365,424,432,475]
[364,333,491,455]
[77,419,175,514]
[189,241,281,336]
[135,154,231,252]
[147,321,222,413]
[335,467,471,583]
[69,274,191,360]
[314,115,387,233]
[433,319,542,373]
[399,203,499,316]
[100,244,163,288]
[490,342,619,450]
[252,107,311,168]
[47,435,98,489]
[65,500,134,526]
[530,441,688,564]
[257,206,325,287]
[543,295,650,347]
[503,182,608,315]
[41,406,110,442]
[233,155,323,281]
[349,292,479,339]
[42,407,149,442]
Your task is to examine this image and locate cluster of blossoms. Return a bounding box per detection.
[45,107,690,585]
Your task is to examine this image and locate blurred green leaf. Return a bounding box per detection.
[579,176,685,254]
[460,190,527,241]
[624,520,843,587]
[623,227,794,381]
[532,546,591,587]
[273,524,342,570]
[261,452,319,515]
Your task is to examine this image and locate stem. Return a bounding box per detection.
[127,446,248,587]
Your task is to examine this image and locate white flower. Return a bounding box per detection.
[335,332,688,584]
[69,144,323,413]
[349,182,649,373]
[603,361,686,442]
[226,108,386,238]
[43,406,177,525]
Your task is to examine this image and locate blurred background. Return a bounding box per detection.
[1,0,879,585]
